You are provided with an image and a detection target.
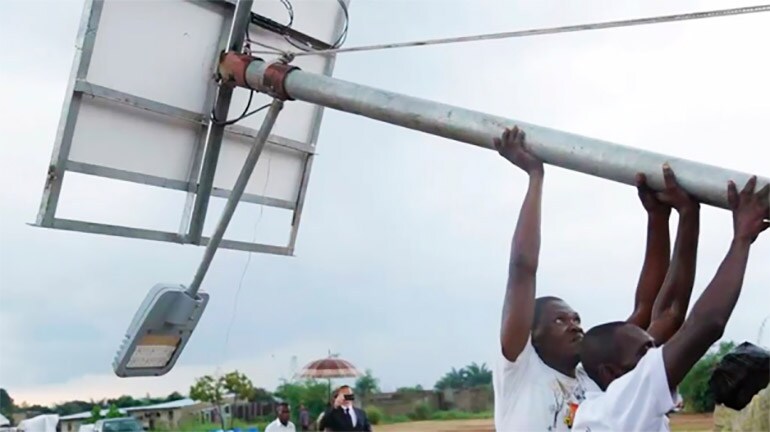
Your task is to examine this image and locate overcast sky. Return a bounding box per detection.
[1,0,769,406]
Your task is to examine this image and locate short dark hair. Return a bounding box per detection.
[532,296,563,331]
[332,385,351,400]
[580,321,627,385]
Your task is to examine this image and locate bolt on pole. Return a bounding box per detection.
[219,53,768,210]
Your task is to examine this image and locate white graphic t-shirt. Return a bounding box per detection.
[572,347,676,432]
[494,338,600,431]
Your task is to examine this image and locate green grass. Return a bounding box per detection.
[429,410,492,421]
[380,410,493,425]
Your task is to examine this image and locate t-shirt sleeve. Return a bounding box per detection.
[494,337,538,398]
[496,336,537,373]
[586,347,675,430]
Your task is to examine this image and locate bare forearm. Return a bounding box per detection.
[510,172,544,273]
[500,171,544,360]
[688,237,749,332]
[663,237,751,388]
[648,208,699,343]
[629,212,671,327]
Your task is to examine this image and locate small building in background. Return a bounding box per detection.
[59,408,126,432]
[125,398,203,430]
[54,395,280,432]
[59,399,202,432]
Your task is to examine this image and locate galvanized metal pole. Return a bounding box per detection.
[188,0,255,245]
[224,54,768,210]
[188,99,284,296]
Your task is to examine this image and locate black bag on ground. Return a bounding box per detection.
[709,341,770,410]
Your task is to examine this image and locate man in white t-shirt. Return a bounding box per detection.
[491,126,701,431]
[573,177,770,432]
[265,403,296,432]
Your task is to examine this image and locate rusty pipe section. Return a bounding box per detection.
[218,51,252,88]
[219,52,769,210]
[219,52,297,100]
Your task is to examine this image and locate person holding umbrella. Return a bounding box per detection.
[318,385,372,432]
[297,354,368,430]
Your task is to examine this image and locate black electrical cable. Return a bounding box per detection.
[278,0,294,28]
[331,0,350,49]
[210,90,270,127]
[237,102,272,122]
[210,89,252,126]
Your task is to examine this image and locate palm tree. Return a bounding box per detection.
[435,363,492,390]
[435,367,467,390]
[464,362,492,387]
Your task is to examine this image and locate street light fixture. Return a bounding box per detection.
[113,284,209,377]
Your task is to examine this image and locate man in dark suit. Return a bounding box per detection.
[319,385,372,431]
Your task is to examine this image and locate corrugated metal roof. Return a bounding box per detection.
[60,409,126,421]
[125,398,197,411]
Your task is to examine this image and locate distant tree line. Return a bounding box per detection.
[0,342,737,428]
[0,362,490,427]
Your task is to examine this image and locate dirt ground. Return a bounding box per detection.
[377,413,714,432]
[378,419,494,432]
[670,413,715,431]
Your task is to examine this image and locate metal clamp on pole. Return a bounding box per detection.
[218,51,258,89]
[219,52,300,100]
[262,62,300,100]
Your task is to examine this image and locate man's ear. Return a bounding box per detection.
[531,323,546,346]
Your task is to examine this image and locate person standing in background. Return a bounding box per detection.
[298,404,310,431]
[265,403,296,432]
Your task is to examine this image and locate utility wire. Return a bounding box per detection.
[248,4,770,57]
[219,153,273,370]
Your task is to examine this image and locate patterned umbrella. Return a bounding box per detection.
[298,357,361,379]
[296,354,361,398]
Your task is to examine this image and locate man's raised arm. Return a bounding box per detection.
[627,170,672,328]
[663,177,770,390]
[646,165,700,345]
[494,127,545,362]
